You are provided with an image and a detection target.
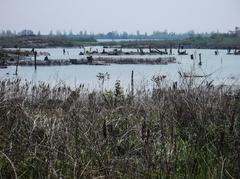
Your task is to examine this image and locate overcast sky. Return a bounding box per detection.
[0,0,239,34]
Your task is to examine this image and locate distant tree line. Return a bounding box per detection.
[1,27,239,40]
[0,27,239,49]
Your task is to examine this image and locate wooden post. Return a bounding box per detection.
[34,51,37,70]
[15,50,19,75]
[131,70,134,96]
[198,53,202,66]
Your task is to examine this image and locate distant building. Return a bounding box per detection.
[228,27,240,36]
[136,30,140,36]
[56,30,62,36]
[235,26,240,37]
[122,32,128,38]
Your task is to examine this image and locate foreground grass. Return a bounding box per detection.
[0,79,240,178]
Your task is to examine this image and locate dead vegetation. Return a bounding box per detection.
[0,78,240,178]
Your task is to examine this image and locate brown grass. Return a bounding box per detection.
[0,78,240,178]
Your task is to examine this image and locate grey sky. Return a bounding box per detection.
[0,0,239,34]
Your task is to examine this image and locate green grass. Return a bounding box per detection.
[0,79,240,178]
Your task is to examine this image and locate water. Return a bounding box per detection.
[0,48,240,89]
[97,39,164,42]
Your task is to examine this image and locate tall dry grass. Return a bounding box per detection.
[0,78,240,178]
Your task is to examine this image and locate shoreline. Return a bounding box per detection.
[3,56,177,67]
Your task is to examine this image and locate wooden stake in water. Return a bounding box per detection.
[170,45,172,55]
[198,53,202,66]
[131,70,134,96]
[34,51,37,70]
[15,50,20,75]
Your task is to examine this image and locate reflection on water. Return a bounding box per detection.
[0,48,240,89]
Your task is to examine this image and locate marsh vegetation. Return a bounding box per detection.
[0,78,240,178]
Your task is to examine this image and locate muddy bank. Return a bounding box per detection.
[3,56,176,67]
[0,48,177,67]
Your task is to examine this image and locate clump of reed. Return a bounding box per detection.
[0,78,240,178]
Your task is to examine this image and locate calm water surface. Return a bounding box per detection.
[0,47,240,89]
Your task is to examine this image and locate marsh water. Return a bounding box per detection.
[0,47,240,89]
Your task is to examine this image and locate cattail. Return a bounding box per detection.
[219,131,225,148]
[141,121,146,141]
[146,128,150,144]
[107,123,114,138]
[103,119,107,139]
